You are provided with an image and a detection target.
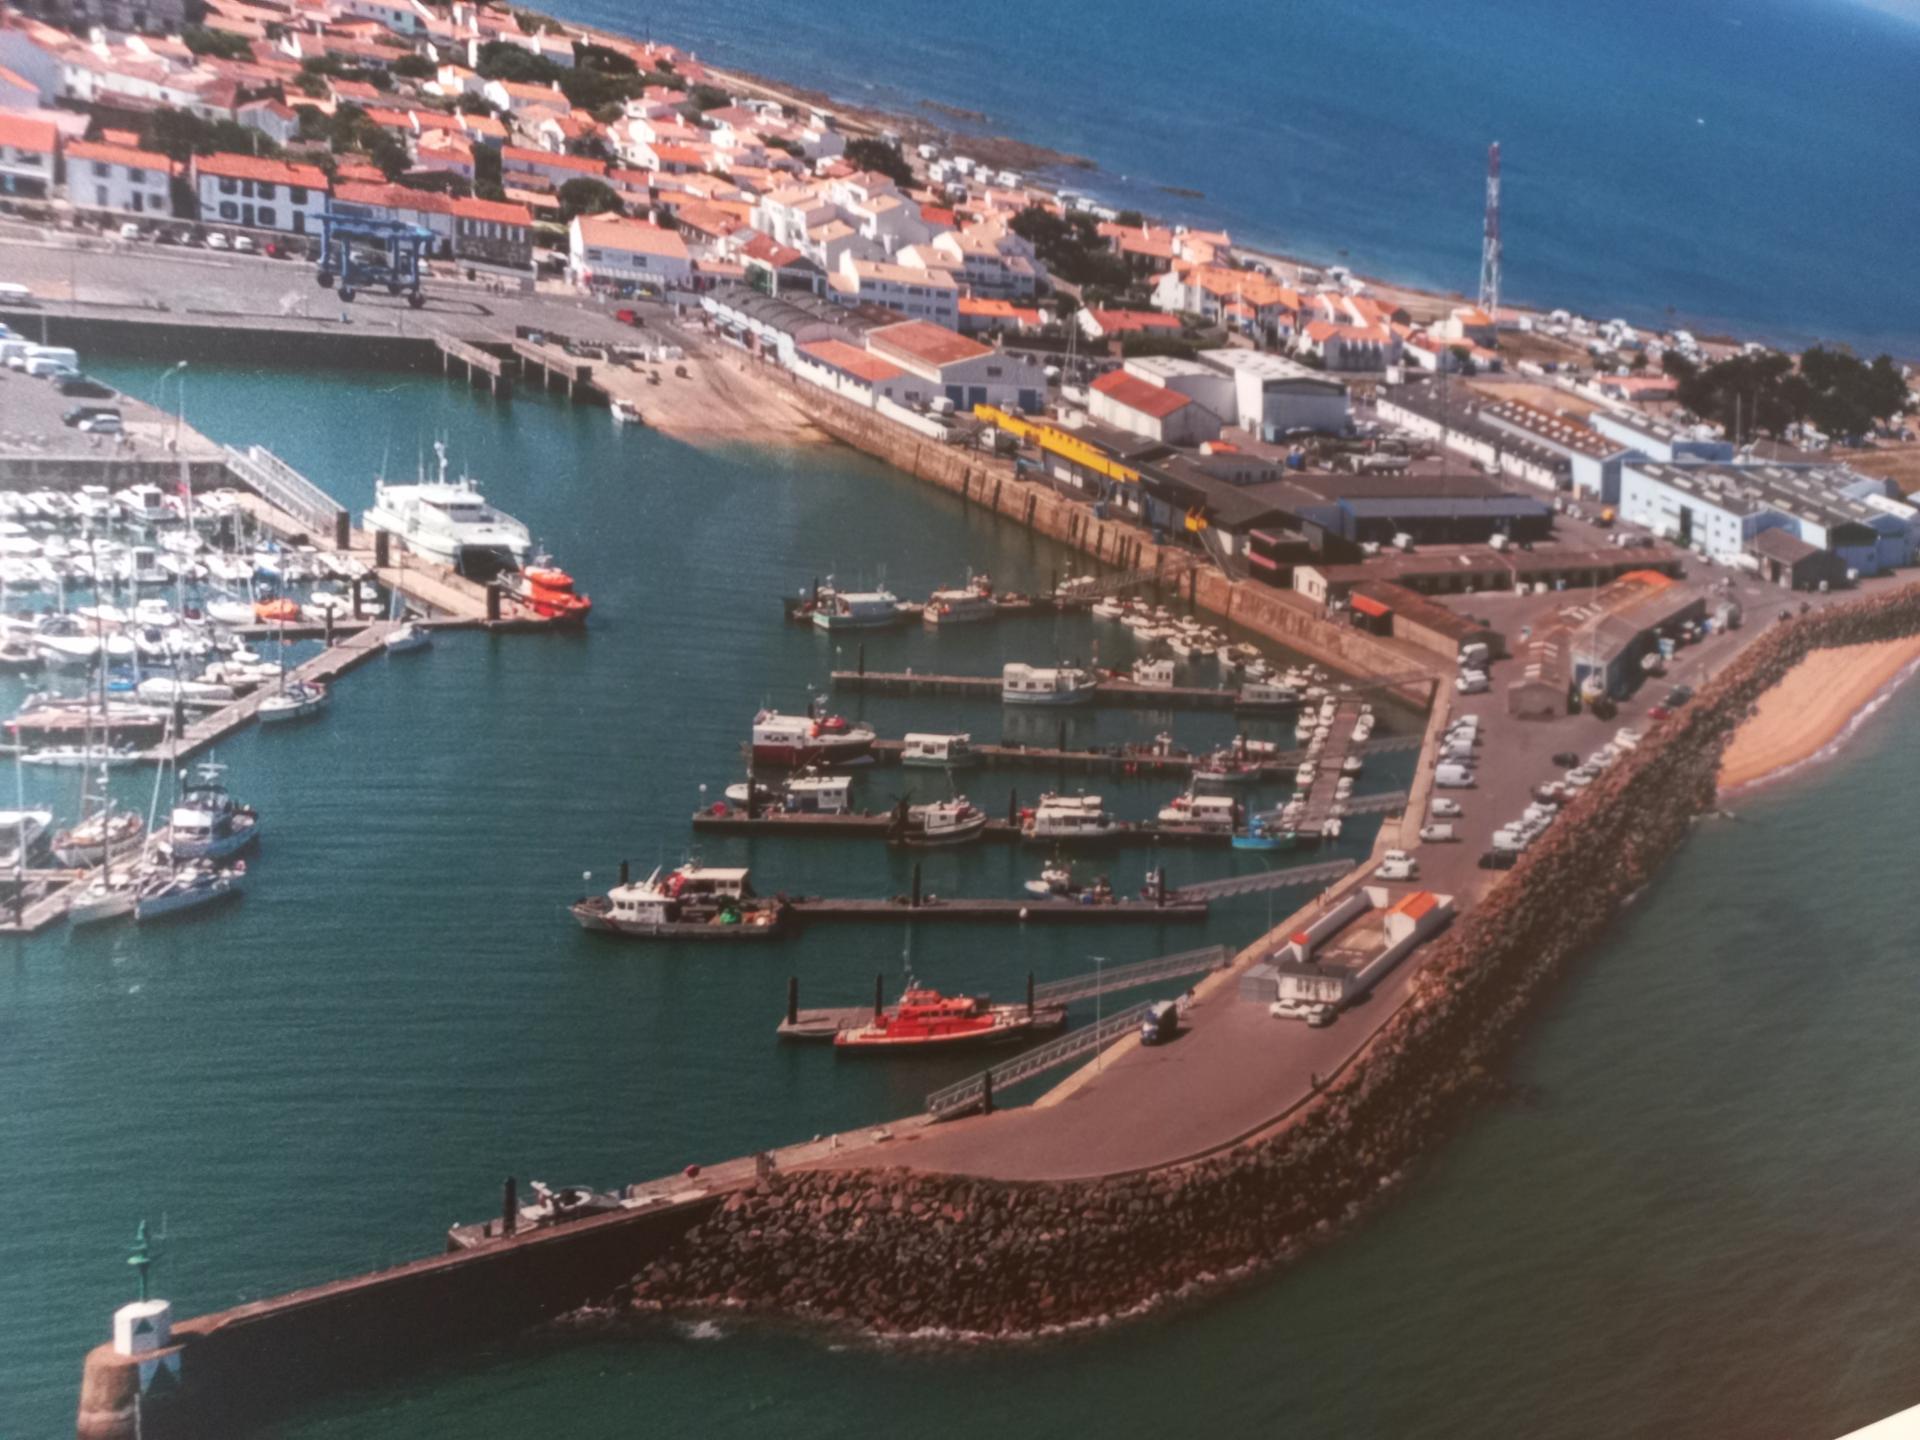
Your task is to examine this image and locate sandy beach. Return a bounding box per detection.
[1718,636,1920,792]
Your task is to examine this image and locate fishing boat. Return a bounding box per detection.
[721,773,852,815]
[610,398,642,425]
[504,558,592,624]
[1156,791,1241,835]
[0,634,42,673]
[362,441,533,578]
[1002,662,1099,706]
[900,732,976,768]
[570,862,788,940]
[1193,748,1262,790]
[809,586,912,631]
[750,708,875,768]
[887,795,988,847]
[1130,656,1176,689]
[1020,793,1125,844]
[922,574,996,625]
[134,858,246,921]
[258,680,327,723]
[162,762,260,860]
[833,985,1068,1054]
[1233,814,1299,851]
[1236,680,1301,711]
[51,808,143,868]
[1023,860,1116,904]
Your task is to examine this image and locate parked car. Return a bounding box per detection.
[1428,798,1463,818]
[1269,998,1314,1022]
[63,403,118,427]
[1140,1000,1180,1046]
[1417,823,1456,843]
[1478,848,1519,870]
[58,376,115,399]
[1665,684,1694,706]
[117,221,142,241]
[1306,1005,1336,1028]
[233,235,255,253]
[74,409,122,434]
[1455,671,1489,695]
[1435,763,1475,788]
[1647,705,1672,722]
[1375,849,1419,880]
[205,232,230,250]
[1551,751,1580,768]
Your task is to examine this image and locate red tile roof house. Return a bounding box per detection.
[192,152,330,235]
[866,319,1047,413]
[0,110,59,200]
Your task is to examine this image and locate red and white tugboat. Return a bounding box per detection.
[833,984,1068,1054]
[506,557,592,624]
[571,861,788,940]
[750,704,875,768]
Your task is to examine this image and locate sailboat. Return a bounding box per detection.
[132,717,244,922]
[256,624,328,723]
[71,665,160,927]
[382,581,430,654]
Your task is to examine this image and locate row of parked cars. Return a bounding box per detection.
[112,222,306,258]
[0,326,122,432]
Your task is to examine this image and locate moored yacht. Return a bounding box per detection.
[134,858,246,921]
[809,587,912,631]
[163,762,261,860]
[887,795,989,847]
[1002,662,1099,706]
[362,441,533,578]
[1020,793,1124,844]
[922,574,996,625]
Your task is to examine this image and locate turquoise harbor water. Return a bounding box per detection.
[8,366,1920,1437]
[539,0,1920,355]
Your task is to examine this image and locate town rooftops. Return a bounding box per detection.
[1085,308,1183,334]
[1092,369,1193,419]
[799,339,905,385]
[65,139,177,173]
[573,212,688,259]
[1479,398,1626,459]
[0,111,57,153]
[501,145,606,175]
[869,320,991,369]
[194,151,328,189]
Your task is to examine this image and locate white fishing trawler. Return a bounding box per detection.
[1002,662,1099,706]
[362,442,532,577]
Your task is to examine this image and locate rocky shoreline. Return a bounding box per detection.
[623,585,1920,1339]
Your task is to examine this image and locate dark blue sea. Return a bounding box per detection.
[545,0,1920,355]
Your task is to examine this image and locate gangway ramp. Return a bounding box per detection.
[1172,858,1356,903]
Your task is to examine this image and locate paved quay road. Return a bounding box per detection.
[0,229,648,346]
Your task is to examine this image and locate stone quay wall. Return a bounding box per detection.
[792,387,1429,688]
[624,584,1920,1339]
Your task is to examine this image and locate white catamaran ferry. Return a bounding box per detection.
[362,442,532,577]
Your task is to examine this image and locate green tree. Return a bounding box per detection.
[390,52,435,80]
[180,25,253,60]
[687,83,729,111]
[141,108,281,163]
[1799,346,1911,441]
[475,41,561,84]
[1010,204,1130,290]
[557,176,622,220]
[845,136,912,187]
[574,41,638,74]
[473,143,505,201]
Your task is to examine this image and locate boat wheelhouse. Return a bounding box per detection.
[900,732,976,767]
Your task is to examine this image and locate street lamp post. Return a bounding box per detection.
[158,360,187,451]
[1090,954,1106,1068]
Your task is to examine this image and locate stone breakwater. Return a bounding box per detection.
[623,584,1920,1339]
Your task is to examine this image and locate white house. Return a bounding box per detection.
[192,153,330,236]
[1195,349,1350,438]
[569,211,693,290]
[62,138,176,218]
[827,254,958,327]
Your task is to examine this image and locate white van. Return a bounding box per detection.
[25,345,79,376]
[0,338,30,369]
[1459,642,1490,669]
[0,282,33,305]
[1435,763,1475,788]
[1455,671,1489,695]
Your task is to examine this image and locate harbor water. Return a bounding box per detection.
[8,367,1920,1436]
[1,363,1405,1433]
[535,0,1920,355]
